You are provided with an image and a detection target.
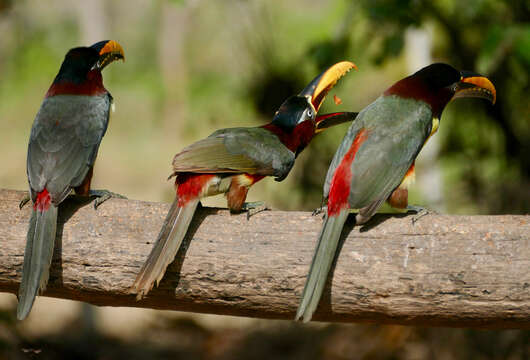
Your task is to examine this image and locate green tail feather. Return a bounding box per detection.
[17,206,58,320]
[131,198,199,300]
[296,208,349,322]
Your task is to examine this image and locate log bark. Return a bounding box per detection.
[0,189,528,328]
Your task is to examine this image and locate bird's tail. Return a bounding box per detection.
[17,205,58,320]
[295,208,349,322]
[131,198,199,300]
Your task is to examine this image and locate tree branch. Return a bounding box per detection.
[0,189,528,328]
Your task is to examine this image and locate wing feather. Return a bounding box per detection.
[324,95,433,210]
[27,94,111,203]
[172,127,295,181]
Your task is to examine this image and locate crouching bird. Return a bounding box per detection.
[130,61,358,299]
[17,40,125,320]
[296,63,496,322]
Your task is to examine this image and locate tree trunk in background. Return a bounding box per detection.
[158,2,191,132]
[73,0,109,334]
[405,28,445,212]
[73,0,108,45]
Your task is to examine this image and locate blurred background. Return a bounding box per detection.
[0,0,528,358]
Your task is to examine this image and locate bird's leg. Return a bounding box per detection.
[19,195,31,209]
[406,205,436,224]
[72,168,126,209]
[89,190,127,210]
[241,201,269,220]
[226,179,268,220]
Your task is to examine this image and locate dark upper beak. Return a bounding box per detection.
[453,71,496,104]
[90,40,125,70]
[299,61,357,113]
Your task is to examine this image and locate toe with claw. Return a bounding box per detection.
[312,205,327,217]
[89,189,127,209]
[312,197,328,217]
[241,201,269,220]
[19,195,31,210]
[407,205,436,224]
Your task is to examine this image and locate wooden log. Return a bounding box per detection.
[0,189,528,328]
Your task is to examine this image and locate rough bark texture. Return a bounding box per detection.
[0,189,528,328]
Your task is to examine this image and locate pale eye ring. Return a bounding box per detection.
[307,109,313,118]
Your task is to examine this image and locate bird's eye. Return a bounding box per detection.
[307,110,313,118]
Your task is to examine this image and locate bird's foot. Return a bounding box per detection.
[241,201,269,220]
[89,189,127,209]
[407,205,436,224]
[312,205,327,217]
[19,195,31,210]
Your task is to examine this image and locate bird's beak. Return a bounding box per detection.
[90,40,125,70]
[299,61,357,113]
[453,71,496,105]
[315,112,358,133]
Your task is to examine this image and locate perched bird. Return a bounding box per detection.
[296,63,496,322]
[130,61,358,300]
[17,40,125,320]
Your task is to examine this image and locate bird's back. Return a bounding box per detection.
[27,94,111,203]
[324,95,433,209]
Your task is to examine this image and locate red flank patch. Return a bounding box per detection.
[34,189,51,212]
[176,174,215,207]
[327,129,369,216]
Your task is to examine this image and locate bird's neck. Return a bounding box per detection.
[262,121,316,156]
[45,69,107,98]
[384,76,453,118]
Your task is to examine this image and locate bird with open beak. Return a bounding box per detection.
[131,61,358,300]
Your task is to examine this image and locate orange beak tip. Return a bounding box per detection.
[99,40,125,58]
[458,76,496,106]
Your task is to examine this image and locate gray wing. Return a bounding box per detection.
[324,95,433,212]
[172,127,295,181]
[27,94,111,203]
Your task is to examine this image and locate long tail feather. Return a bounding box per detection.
[131,198,199,300]
[296,208,349,322]
[17,206,58,320]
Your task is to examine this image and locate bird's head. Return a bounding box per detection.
[385,63,496,117]
[89,40,125,70]
[55,40,125,84]
[271,61,357,132]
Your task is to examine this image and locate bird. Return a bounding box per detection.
[130,61,358,300]
[296,63,496,322]
[17,40,125,320]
